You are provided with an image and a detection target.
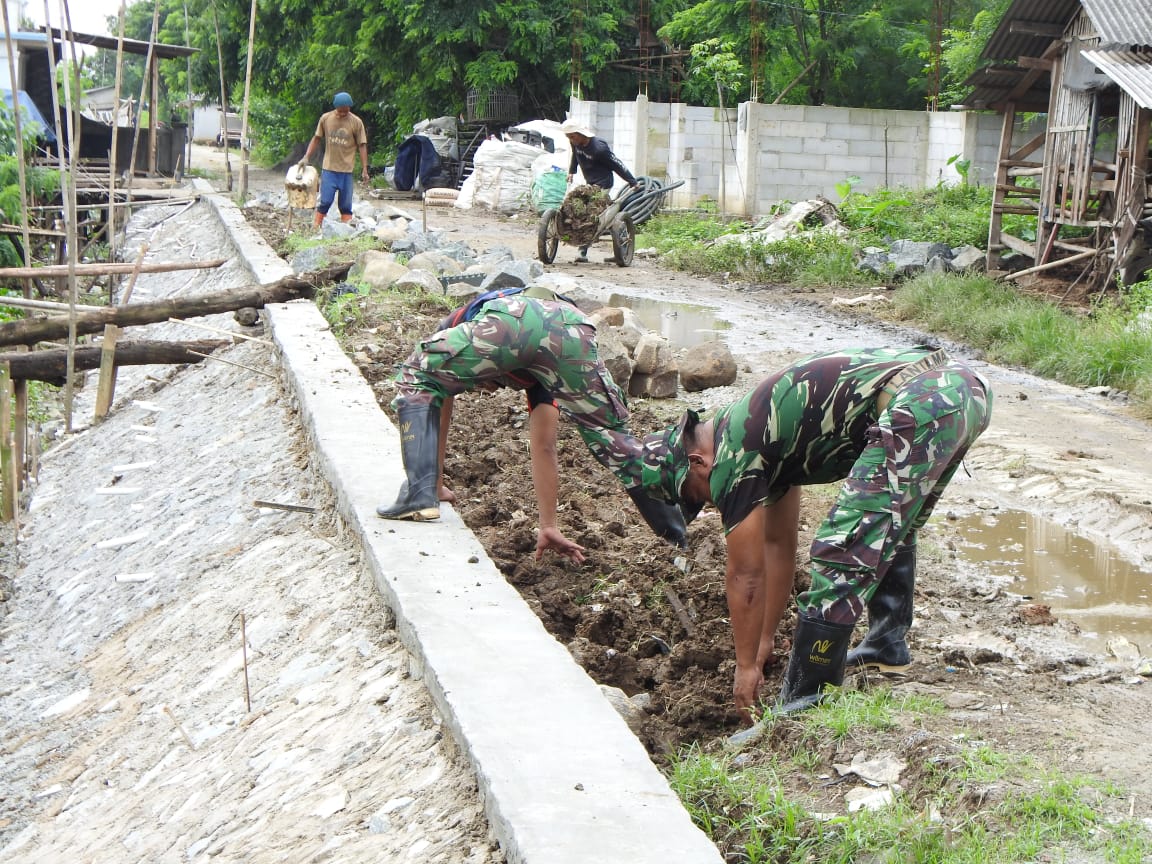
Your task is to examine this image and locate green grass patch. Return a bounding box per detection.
[892,272,1152,400]
[670,689,1151,863]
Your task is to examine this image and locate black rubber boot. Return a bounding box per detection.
[627,487,687,547]
[376,404,441,521]
[846,544,916,673]
[776,614,853,714]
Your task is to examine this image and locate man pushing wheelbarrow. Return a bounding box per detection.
[560,119,639,263]
[538,119,686,268]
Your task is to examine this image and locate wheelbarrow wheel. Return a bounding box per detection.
[537,209,560,264]
[610,213,635,267]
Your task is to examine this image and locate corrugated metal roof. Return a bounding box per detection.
[956,64,1051,111]
[1081,0,1152,47]
[981,0,1081,61]
[1081,48,1152,107]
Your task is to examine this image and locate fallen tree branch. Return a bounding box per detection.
[0,339,231,384]
[0,263,352,348]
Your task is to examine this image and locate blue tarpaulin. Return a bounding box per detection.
[1,89,56,144]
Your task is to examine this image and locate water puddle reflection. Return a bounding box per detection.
[607,293,731,350]
[951,510,1152,650]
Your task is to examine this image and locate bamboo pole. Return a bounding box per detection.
[211,0,232,191]
[108,0,127,299]
[238,0,257,202]
[126,0,161,191]
[0,257,226,278]
[60,0,88,434]
[42,0,81,431]
[0,362,12,522]
[183,2,192,175]
[2,0,33,496]
[1004,248,1097,281]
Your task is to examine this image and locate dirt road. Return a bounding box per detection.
[5,148,1147,859]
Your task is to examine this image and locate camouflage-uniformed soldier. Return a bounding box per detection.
[639,347,992,717]
[377,286,684,561]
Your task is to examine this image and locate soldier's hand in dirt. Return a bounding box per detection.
[535,526,586,564]
[733,663,764,725]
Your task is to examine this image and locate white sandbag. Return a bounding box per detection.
[284,165,319,208]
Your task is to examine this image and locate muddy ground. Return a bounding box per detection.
[237,187,1152,835]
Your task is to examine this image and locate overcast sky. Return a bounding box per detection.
[23,0,120,38]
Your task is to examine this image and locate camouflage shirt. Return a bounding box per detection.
[709,347,941,533]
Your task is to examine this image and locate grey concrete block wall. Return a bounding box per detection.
[568,96,1051,217]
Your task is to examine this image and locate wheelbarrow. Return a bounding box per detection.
[537,178,685,268]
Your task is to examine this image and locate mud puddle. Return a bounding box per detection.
[953,508,1152,649]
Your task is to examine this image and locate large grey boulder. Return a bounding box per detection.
[595,327,633,394]
[394,269,444,294]
[889,240,953,278]
[289,245,331,275]
[407,251,464,276]
[679,341,738,391]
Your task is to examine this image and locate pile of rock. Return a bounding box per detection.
[318,213,739,400]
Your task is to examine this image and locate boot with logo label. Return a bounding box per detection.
[776,614,853,714]
[376,404,441,521]
[847,543,915,673]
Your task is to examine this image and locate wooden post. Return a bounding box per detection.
[149,49,159,174]
[0,362,13,522]
[238,0,257,202]
[94,242,149,421]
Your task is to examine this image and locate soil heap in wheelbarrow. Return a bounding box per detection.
[557,185,611,248]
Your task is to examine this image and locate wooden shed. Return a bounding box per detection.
[959,0,1152,288]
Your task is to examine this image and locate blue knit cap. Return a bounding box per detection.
[333,92,353,108]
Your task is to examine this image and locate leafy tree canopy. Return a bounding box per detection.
[82,0,1005,164]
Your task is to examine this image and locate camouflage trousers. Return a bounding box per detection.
[393,297,641,486]
[798,362,993,624]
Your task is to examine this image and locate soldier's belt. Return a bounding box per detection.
[875,348,949,413]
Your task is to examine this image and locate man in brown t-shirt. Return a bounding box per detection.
[298,92,370,227]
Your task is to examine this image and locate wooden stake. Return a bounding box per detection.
[95,241,147,420]
[232,612,252,712]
